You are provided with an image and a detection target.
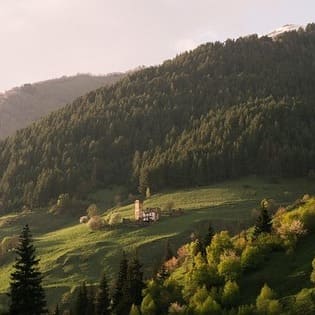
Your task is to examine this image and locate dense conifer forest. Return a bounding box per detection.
[1,24,315,211]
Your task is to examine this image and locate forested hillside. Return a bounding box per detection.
[1,24,315,211]
[0,73,124,139]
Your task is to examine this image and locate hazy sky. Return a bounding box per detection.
[0,0,314,92]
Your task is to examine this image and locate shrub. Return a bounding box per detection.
[189,286,221,315]
[140,294,156,315]
[108,212,122,225]
[256,284,282,314]
[164,257,178,273]
[255,233,283,253]
[87,216,104,230]
[168,302,186,314]
[293,288,315,314]
[86,204,99,217]
[163,201,175,212]
[218,250,242,281]
[276,219,307,250]
[241,245,264,270]
[0,235,19,256]
[221,280,240,307]
[207,231,233,264]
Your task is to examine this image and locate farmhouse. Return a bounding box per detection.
[134,200,160,222]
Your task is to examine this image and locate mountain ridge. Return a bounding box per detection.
[0,73,125,139]
[0,23,315,211]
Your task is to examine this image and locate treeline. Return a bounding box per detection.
[1,24,315,211]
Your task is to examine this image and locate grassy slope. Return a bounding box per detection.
[238,232,315,304]
[0,177,314,307]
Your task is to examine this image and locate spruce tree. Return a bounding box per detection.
[86,286,95,315]
[9,224,47,315]
[164,239,174,261]
[113,254,144,315]
[53,304,60,315]
[126,257,144,307]
[204,222,214,248]
[95,274,110,315]
[112,252,129,313]
[254,208,272,236]
[202,222,214,257]
[74,282,88,315]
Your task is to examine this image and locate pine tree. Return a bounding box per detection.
[164,239,174,261]
[254,207,272,236]
[112,252,129,313]
[86,286,95,315]
[75,282,88,315]
[126,257,144,307]
[204,222,214,247]
[9,224,47,315]
[95,273,110,315]
[53,304,60,315]
[202,222,214,257]
[113,254,144,315]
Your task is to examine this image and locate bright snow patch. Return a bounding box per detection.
[266,24,303,39]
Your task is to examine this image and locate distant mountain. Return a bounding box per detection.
[266,24,302,39]
[1,23,315,211]
[0,73,125,139]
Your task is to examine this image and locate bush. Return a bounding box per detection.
[86,204,99,217]
[221,280,240,307]
[0,235,19,256]
[163,201,175,212]
[217,250,242,281]
[207,231,233,264]
[141,294,156,315]
[241,245,264,270]
[189,286,221,315]
[256,284,282,314]
[108,212,122,225]
[255,233,283,253]
[168,302,186,314]
[87,216,104,230]
[293,289,315,314]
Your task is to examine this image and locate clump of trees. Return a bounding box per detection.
[69,252,143,315]
[49,193,87,216]
[137,196,315,314]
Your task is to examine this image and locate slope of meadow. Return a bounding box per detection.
[0,177,314,307]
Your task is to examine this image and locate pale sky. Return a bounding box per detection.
[0,0,314,92]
